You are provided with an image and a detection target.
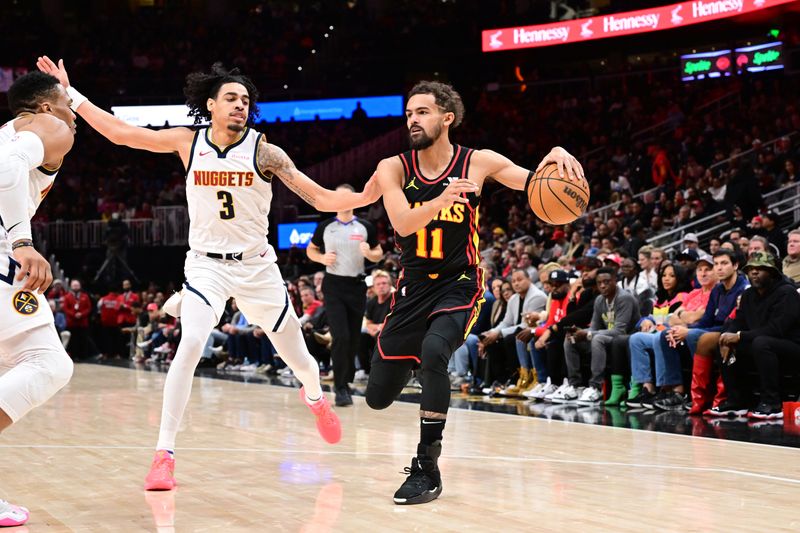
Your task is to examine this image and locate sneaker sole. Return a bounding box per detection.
[144,479,176,491]
[748,412,784,420]
[393,485,442,505]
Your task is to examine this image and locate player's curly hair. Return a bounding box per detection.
[183,63,260,125]
[408,80,465,128]
[7,71,62,116]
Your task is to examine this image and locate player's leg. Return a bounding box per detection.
[144,292,218,490]
[0,322,73,527]
[394,311,467,506]
[234,262,341,444]
[364,350,415,410]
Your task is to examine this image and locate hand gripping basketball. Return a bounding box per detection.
[527,163,590,225]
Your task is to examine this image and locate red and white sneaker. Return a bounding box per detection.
[144,450,177,491]
[300,387,341,444]
[0,499,29,527]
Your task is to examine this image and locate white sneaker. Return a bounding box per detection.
[354,369,368,382]
[549,384,578,404]
[544,378,570,402]
[523,381,546,399]
[576,386,602,406]
[240,363,258,372]
[153,344,172,354]
[163,289,183,318]
[279,367,294,377]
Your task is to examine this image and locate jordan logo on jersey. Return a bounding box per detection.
[405,177,419,190]
[12,291,38,315]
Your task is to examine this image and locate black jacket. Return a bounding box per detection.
[724,276,800,344]
[555,286,598,332]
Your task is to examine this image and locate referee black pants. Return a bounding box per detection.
[322,274,366,390]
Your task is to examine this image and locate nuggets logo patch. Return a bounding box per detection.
[13,291,39,315]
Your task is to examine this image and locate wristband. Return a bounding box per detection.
[12,240,34,250]
[66,86,88,112]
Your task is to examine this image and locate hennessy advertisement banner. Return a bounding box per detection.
[482,0,797,52]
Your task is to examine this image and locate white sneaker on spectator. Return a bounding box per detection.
[240,363,258,372]
[523,381,546,399]
[210,345,224,355]
[544,378,570,403]
[153,344,172,354]
[576,386,602,406]
[279,367,294,377]
[549,383,578,404]
[354,369,368,382]
[163,290,183,317]
[136,339,153,349]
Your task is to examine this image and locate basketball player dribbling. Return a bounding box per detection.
[0,71,77,527]
[364,81,585,504]
[37,57,380,490]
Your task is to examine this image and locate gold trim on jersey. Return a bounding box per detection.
[253,133,273,183]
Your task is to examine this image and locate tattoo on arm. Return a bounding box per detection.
[257,139,317,207]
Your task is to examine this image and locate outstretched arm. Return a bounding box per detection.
[37,56,193,156]
[472,146,585,191]
[256,138,379,212]
[376,157,478,237]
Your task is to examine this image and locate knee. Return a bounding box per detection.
[421,333,452,372]
[365,387,393,410]
[751,336,772,353]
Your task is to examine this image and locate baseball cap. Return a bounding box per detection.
[751,215,763,225]
[604,253,622,266]
[549,270,570,284]
[683,233,699,243]
[146,303,159,311]
[677,248,700,261]
[762,211,780,222]
[696,253,714,267]
[552,230,566,240]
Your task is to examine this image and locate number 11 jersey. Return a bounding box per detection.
[395,144,481,279]
[185,126,276,260]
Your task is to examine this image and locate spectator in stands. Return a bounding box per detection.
[563,230,586,260]
[782,229,800,284]
[519,252,538,281]
[47,279,67,303]
[450,274,496,388]
[682,233,705,255]
[650,248,665,274]
[624,263,692,408]
[708,238,721,255]
[359,270,393,381]
[50,299,70,350]
[63,279,92,360]
[298,287,323,326]
[220,299,257,371]
[718,252,800,419]
[479,270,547,392]
[553,267,640,405]
[747,235,768,257]
[666,250,748,415]
[97,286,122,360]
[117,279,140,330]
[760,211,785,255]
[637,245,658,289]
[618,256,653,315]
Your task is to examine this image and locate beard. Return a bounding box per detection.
[227,121,246,133]
[409,123,441,150]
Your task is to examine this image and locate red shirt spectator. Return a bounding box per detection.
[117,280,141,326]
[98,291,122,328]
[63,281,92,329]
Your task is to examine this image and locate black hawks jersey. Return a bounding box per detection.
[395,144,481,279]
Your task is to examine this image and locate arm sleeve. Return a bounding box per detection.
[310,218,331,250]
[740,288,800,341]
[362,219,379,247]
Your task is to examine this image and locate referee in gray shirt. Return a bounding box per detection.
[307,184,384,406]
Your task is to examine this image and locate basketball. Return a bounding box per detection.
[527,162,590,225]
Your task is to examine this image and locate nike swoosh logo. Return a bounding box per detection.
[6,221,22,232]
[199,150,213,156]
[421,420,444,424]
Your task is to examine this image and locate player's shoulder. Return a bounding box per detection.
[15,113,69,135]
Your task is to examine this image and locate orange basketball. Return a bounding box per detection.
[527,163,590,225]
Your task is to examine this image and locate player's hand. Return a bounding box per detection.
[436,179,479,210]
[13,245,52,293]
[36,56,71,88]
[322,251,337,266]
[536,146,585,182]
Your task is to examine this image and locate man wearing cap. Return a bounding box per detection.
[782,229,800,284]
[716,252,800,419]
[516,270,571,399]
[676,248,699,270]
[682,233,707,256]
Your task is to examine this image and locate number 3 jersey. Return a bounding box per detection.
[185,126,276,261]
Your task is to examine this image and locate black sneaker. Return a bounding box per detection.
[748,402,784,420]
[654,391,689,411]
[704,400,747,417]
[334,386,353,407]
[393,442,442,505]
[626,388,656,409]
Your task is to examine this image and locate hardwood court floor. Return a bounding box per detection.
[1,364,799,532]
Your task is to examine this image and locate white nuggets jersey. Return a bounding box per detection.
[0,118,59,252]
[185,127,276,261]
